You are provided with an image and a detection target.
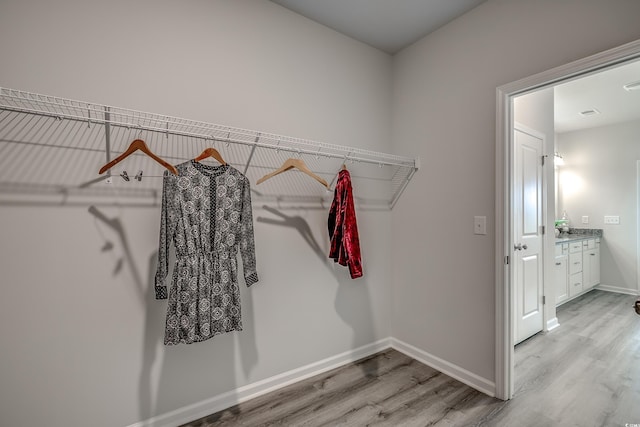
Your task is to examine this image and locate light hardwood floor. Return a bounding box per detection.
[182,290,640,426]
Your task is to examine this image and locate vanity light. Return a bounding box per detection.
[623,80,640,91]
[554,152,564,166]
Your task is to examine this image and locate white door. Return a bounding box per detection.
[514,126,544,344]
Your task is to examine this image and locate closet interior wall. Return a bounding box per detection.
[390,0,640,392]
[0,1,399,426]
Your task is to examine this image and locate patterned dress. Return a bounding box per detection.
[155,160,258,345]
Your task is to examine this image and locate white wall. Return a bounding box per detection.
[0,1,392,426]
[391,0,640,384]
[557,121,640,294]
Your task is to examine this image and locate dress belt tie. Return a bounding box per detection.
[177,253,214,260]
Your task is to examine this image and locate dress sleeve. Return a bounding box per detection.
[154,171,178,299]
[342,177,363,279]
[328,177,345,262]
[239,177,259,287]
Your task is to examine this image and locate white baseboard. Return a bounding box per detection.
[389,337,496,397]
[546,317,560,332]
[595,284,639,296]
[127,338,391,427]
[129,336,497,427]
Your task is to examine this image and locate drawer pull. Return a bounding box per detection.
[555,262,561,265]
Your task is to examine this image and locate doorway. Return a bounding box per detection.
[495,39,640,400]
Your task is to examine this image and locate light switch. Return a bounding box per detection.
[581,216,589,224]
[474,216,487,235]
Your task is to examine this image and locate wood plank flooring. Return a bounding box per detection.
[182,290,640,426]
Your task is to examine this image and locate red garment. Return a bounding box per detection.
[328,169,363,279]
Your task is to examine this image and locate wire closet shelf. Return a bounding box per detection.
[0,87,419,208]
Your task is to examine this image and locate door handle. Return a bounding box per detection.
[514,243,529,251]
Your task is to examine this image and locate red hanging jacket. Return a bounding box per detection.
[328,169,363,279]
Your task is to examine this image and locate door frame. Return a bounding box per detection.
[495,38,640,400]
[637,161,640,296]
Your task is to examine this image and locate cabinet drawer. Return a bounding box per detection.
[555,244,568,256]
[570,242,583,253]
[587,238,596,249]
[569,252,582,274]
[569,272,583,297]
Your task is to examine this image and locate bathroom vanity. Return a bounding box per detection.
[554,231,602,306]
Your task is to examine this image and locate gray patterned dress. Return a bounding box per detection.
[155,160,258,345]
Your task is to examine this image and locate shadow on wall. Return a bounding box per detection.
[257,205,329,273]
[257,205,378,379]
[87,205,167,420]
[84,202,377,424]
[88,205,256,424]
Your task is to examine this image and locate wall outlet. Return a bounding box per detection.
[581,215,589,224]
[474,216,487,235]
[604,215,620,225]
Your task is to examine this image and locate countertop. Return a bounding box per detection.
[555,228,603,244]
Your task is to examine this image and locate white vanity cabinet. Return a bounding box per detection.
[583,238,601,290]
[554,243,569,304]
[568,241,583,298]
[555,235,601,306]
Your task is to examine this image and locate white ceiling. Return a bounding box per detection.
[270,0,640,133]
[269,0,486,54]
[554,60,640,133]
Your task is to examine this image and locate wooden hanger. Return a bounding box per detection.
[257,158,330,190]
[194,147,226,165]
[98,139,178,175]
